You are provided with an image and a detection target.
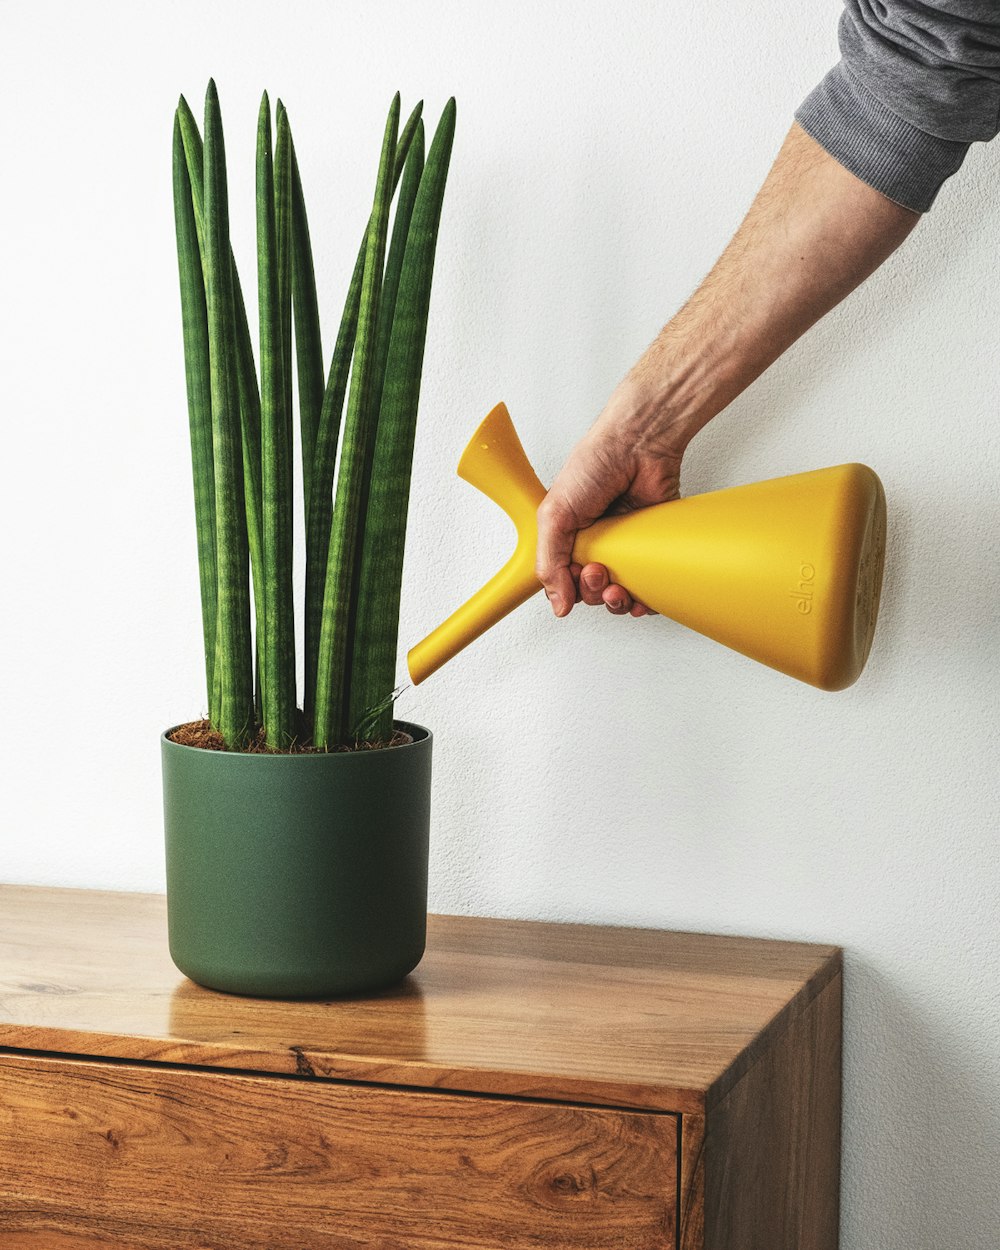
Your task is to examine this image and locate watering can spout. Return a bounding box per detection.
[407,403,887,692]
[407,404,544,686]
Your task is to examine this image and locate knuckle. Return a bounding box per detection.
[536,496,565,529]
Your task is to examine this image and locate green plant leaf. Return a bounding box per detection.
[233,272,266,720]
[275,102,295,503]
[370,119,425,439]
[172,110,217,716]
[204,80,254,746]
[256,92,296,747]
[312,94,401,747]
[285,116,324,524]
[178,93,266,719]
[351,99,456,740]
[302,246,364,727]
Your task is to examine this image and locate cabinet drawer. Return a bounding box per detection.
[0,1051,677,1249]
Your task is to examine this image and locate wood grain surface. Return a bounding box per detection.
[0,1050,678,1249]
[0,885,840,1114]
[702,971,843,1250]
[678,1114,706,1250]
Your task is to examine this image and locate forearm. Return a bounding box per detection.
[536,123,919,618]
[612,123,918,457]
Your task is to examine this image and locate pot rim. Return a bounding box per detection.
[161,719,431,760]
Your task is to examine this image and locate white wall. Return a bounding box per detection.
[2,3,998,1245]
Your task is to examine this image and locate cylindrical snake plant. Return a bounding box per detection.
[173,82,455,750]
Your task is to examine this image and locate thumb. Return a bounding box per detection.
[536,434,631,617]
[535,490,580,617]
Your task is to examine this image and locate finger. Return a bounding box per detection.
[579,562,609,607]
[630,601,650,618]
[603,585,632,615]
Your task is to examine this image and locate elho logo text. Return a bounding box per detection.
[790,564,816,614]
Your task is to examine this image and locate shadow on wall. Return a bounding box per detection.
[841,954,1000,1250]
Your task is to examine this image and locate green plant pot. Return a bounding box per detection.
[162,721,432,998]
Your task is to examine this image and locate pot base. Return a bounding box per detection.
[170,948,425,1000]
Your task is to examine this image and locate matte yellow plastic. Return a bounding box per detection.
[408,403,887,692]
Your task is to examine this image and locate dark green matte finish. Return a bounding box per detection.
[162,722,431,998]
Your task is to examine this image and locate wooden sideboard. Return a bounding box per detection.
[0,885,840,1248]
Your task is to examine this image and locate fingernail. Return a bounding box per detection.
[583,570,602,590]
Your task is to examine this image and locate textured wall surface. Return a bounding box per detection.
[2,3,998,1246]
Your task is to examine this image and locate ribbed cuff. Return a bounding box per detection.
[795,62,970,212]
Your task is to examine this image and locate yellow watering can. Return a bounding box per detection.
[408,403,886,692]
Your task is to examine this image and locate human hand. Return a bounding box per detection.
[535,377,689,617]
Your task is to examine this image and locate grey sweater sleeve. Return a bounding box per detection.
[795,2,1000,211]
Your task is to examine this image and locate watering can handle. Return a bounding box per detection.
[408,404,545,685]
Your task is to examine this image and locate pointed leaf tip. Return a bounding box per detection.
[177,93,196,125]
